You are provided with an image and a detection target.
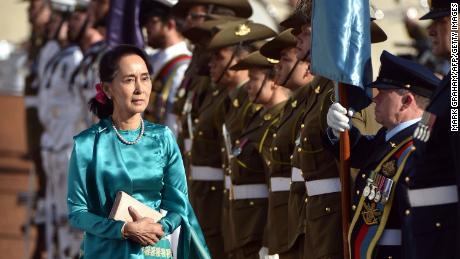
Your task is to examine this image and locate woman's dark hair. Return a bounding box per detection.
[89,44,153,119]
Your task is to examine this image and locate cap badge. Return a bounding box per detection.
[235,24,251,36]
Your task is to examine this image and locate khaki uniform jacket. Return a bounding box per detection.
[220,84,259,252]
[189,84,228,240]
[229,101,286,251]
[265,85,313,254]
[290,76,343,259]
[176,76,211,175]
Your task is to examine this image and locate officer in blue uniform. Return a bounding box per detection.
[403,0,459,258]
[326,50,440,259]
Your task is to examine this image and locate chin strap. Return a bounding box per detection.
[73,15,90,45]
[253,69,272,103]
[281,49,311,86]
[215,42,241,85]
[54,11,71,40]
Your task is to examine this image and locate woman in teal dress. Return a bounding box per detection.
[67,45,210,259]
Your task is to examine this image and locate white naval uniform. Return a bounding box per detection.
[37,40,61,84]
[149,41,191,136]
[25,40,60,110]
[37,44,84,259]
[71,41,108,127]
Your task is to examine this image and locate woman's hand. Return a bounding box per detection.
[122,206,165,246]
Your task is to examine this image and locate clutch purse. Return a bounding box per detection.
[108,191,163,222]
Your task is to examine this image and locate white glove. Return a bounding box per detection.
[327,102,353,137]
[259,247,269,259]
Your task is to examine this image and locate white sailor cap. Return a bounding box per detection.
[50,0,76,12]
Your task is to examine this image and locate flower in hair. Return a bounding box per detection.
[95,83,108,104]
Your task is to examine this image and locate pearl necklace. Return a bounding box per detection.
[112,118,144,145]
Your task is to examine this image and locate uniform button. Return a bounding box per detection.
[435,222,441,228]
[198,131,203,136]
[228,169,232,174]
[221,147,225,152]
[297,147,302,152]
[267,161,271,166]
[249,201,254,206]
[356,190,360,195]
[269,148,273,152]
[222,164,225,168]
[273,133,277,138]
[301,124,305,128]
[405,209,411,216]
[325,207,331,213]
[388,256,393,259]
[223,189,227,193]
[405,177,410,183]
[274,147,278,151]
[352,205,356,211]
[304,198,308,203]
[303,137,308,142]
[211,186,216,191]
[235,140,240,145]
[290,155,294,160]
[194,118,199,123]
[361,174,366,179]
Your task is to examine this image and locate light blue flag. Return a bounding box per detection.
[310,0,372,110]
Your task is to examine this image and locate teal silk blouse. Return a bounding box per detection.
[67,118,210,259]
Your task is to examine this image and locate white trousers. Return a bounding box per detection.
[42,148,82,259]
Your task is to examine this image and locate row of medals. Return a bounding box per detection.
[363,172,394,205]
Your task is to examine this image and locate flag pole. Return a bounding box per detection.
[338,82,351,259]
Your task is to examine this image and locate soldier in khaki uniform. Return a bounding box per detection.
[171,0,253,114]
[257,28,315,258]
[171,0,253,156]
[228,50,289,259]
[219,42,262,257]
[188,21,275,258]
[173,16,245,175]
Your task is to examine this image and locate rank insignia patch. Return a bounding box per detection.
[381,160,396,177]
